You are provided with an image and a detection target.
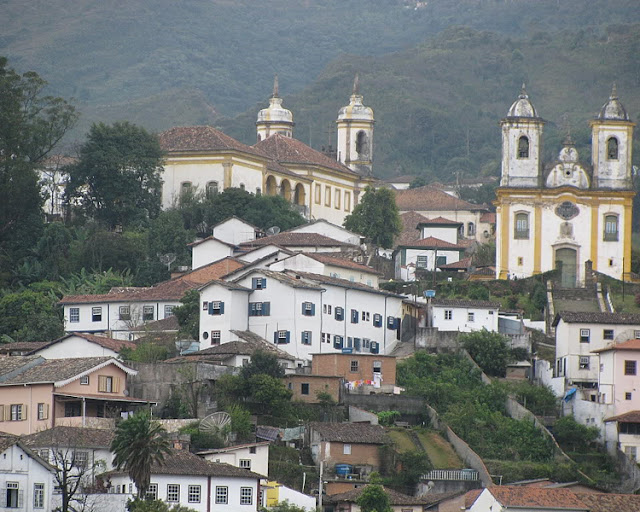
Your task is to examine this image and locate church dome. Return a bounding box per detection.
[507,84,538,118]
[257,75,293,125]
[597,84,629,121]
[337,75,374,122]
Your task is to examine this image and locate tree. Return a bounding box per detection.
[50,446,104,512]
[266,501,307,512]
[356,479,392,512]
[0,289,64,342]
[173,289,199,341]
[344,186,401,249]
[66,121,164,229]
[127,498,198,512]
[240,350,286,380]
[553,415,600,452]
[111,410,172,498]
[0,57,77,278]
[460,329,511,377]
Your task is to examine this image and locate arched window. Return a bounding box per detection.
[467,222,475,236]
[266,176,277,196]
[607,137,619,160]
[518,136,529,159]
[604,214,619,241]
[257,134,262,142]
[514,212,529,239]
[355,131,369,156]
[206,181,218,198]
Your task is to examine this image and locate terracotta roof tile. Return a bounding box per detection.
[593,338,640,353]
[306,253,378,274]
[240,232,353,249]
[396,211,430,247]
[187,236,237,248]
[438,256,472,270]
[553,312,640,326]
[486,486,587,510]
[0,342,51,354]
[23,426,114,449]
[578,493,640,512]
[416,216,463,225]
[308,422,387,444]
[480,212,497,223]
[326,486,449,505]
[159,126,263,157]
[399,236,466,250]
[283,271,403,297]
[59,278,198,305]
[179,257,247,284]
[465,488,483,508]
[254,133,357,175]
[395,185,487,212]
[604,410,640,423]
[173,332,295,362]
[431,298,500,308]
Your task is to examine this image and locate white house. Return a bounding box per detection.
[212,216,263,246]
[239,231,357,255]
[236,244,293,264]
[468,486,588,512]
[552,312,640,393]
[107,450,262,512]
[286,220,362,246]
[394,237,466,281]
[14,333,136,360]
[0,435,56,511]
[198,441,270,477]
[269,252,380,287]
[189,236,238,270]
[198,269,405,361]
[429,298,500,332]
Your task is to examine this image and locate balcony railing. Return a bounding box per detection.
[421,469,479,481]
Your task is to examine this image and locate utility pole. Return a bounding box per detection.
[318,460,324,509]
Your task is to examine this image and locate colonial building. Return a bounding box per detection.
[495,85,635,286]
[159,77,377,226]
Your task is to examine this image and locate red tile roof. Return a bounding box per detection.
[417,216,462,225]
[400,236,466,250]
[438,256,472,270]
[187,236,237,248]
[395,185,487,212]
[480,212,497,223]
[396,211,430,247]
[159,126,263,157]
[593,338,640,353]
[240,232,352,248]
[578,493,640,512]
[486,486,587,510]
[254,133,357,175]
[179,257,247,285]
[306,253,378,274]
[57,333,136,352]
[308,422,387,444]
[604,410,640,423]
[465,489,483,508]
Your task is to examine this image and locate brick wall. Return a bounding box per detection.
[311,354,396,385]
[284,375,342,403]
[326,441,381,468]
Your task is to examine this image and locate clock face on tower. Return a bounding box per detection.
[555,201,579,220]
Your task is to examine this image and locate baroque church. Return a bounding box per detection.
[495,85,635,287]
[158,76,376,227]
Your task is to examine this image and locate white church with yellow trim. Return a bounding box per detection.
[495,85,635,287]
[159,76,376,227]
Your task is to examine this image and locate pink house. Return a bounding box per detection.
[0,356,148,436]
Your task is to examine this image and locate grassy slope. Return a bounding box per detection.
[416,430,463,469]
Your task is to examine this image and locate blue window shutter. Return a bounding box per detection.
[273,332,278,343]
[387,316,394,328]
[311,303,315,316]
[285,331,290,343]
[371,342,379,354]
[262,278,267,289]
[249,303,254,316]
[263,302,270,316]
[208,302,214,315]
[395,317,400,329]
[351,309,358,323]
[252,278,257,289]
[308,331,312,343]
[354,338,361,351]
[302,303,306,315]
[220,302,225,314]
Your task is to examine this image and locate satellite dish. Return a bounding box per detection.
[158,253,177,271]
[266,226,281,236]
[175,339,193,355]
[200,412,231,434]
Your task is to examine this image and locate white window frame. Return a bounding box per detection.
[166,484,180,502]
[33,483,45,509]
[10,404,23,421]
[239,459,252,469]
[80,376,89,385]
[343,444,352,455]
[468,312,475,322]
[580,329,590,343]
[119,305,130,320]
[215,486,228,504]
[91,307,102,322]
[142,305,154,321]
[146,484,158,500]
[579,356,590,370]
[188,485,201,503]
[164,305,175,317]
[416,255,428,268]
[240,487,253,505]
[69,308,80,323]
[444,310,453,320]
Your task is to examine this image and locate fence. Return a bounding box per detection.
[422,469,479,481]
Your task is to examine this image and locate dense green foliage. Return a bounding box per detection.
[111,410,173,498]
[460,330,513,377]
[126,499,197,512]
[356,480,393,512]
[173,290,199,341]
[0,289,64,342]
[397,352,554,462]
[344,187,401,248]
[552,416,601,452]
[261,501,307,512]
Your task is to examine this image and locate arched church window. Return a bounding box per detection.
[514,212,529,239]
[206,181,218,198]
[607,137,619,160]
[517,136,529,159]
[468,222,475,236]
[604,214,619,241]
[257,134,262,142]
[355,131,369,156]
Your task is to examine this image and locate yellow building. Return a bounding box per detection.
[159,76,377,226]
[495,85,635,286]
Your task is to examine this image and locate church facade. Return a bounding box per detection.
[158,77,376,227]
[495,86,635,286]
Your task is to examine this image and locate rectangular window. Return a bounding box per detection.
[75,451,88,469]
[240,487,253,505]
[239,459,251,469]
[119,306,131,321]
[350,360,359,372]
[343,444,351,455]
[416,255,428,268]
[164,305,175,317]
[468,312,475,322]
[166,484,180,502]
[625,360,637,375]
[69,308,80,323]
[373,314,382,327]
[351,309,359,324]
[37,403,48,420]
[604,215,619,241]
[146,484,158,501]
[315,184,321,204]
[275,330,290,344]
[325,186,331,207]
[142,306,154,321]
[603,329,614,340]
[334,335,344,349]
[436,255,447,267]
[626,392,633,400]
[34,483,44,509]
[249,447,257,454]
[301,331,312,345]
[210,301,224,315]
[335,307,344,321]
[5,482,19,508]
[580,329,590,343]
[80,376,89,386]
[635,330,640,339]
[344,191,351,211]
[188,485,201,503]
[302,302,315,316]
[335,188,341,209]
[579,356,590,370]
[10,405,24,421]
[249,302,270,316]
[444,310,453,320]
[301,383,310,395]
[216,486,228,504]
[202,301,208,311]
[514,212,530,239]
[98,375,118,393]
[92,307,102,322]
[211,331,221,344]
[362,311,370,322]
[252,277,267,290]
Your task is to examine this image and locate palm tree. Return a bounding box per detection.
[111,410,172,498]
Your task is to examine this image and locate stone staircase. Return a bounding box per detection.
[546,282,613,334]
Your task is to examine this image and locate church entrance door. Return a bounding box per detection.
[555,248,577,288]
